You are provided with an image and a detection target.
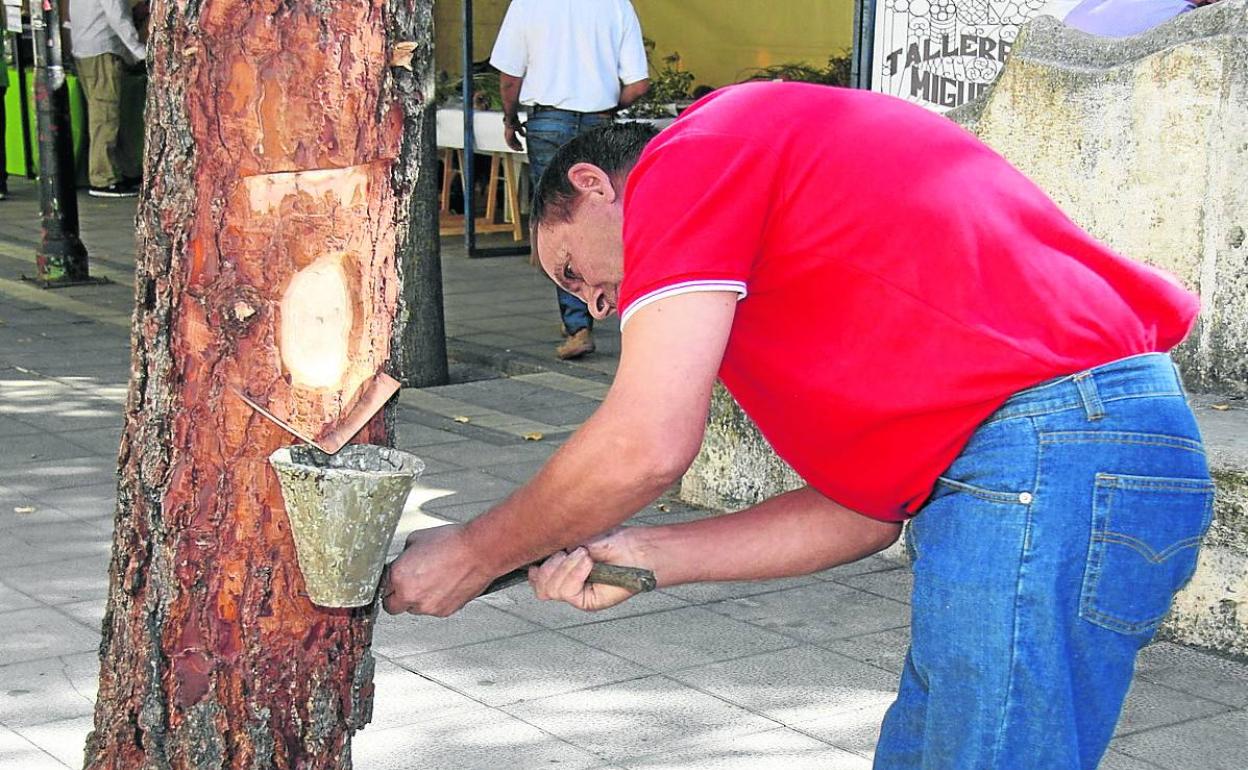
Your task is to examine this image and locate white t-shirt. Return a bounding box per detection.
[489,0,649,113]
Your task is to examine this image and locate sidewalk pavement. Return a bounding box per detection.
[0,178,1245,769]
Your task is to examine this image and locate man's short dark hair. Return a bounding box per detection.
[531,122,658,225]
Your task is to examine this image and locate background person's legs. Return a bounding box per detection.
[117,65,146,183]
[875,358,1212,769]
[526,110,610,359]
[77,53,131,196]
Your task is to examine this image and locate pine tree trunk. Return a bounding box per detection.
[85,2,436,767]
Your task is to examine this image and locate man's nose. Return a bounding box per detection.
[587,290,612,320]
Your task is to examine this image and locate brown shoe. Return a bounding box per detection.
[556,328,595,360]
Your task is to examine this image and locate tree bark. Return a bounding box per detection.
[86,2,435,768]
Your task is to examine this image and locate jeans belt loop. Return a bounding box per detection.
[1073,371,1105,421]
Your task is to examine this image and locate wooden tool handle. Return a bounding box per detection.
[480,562,657,597]
[586,563,657,593]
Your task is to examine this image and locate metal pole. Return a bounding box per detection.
[31,0,91,286]
[461,0,475,254]
[459,0,527,258]
[851,0,863,88]
[852,0,878,91]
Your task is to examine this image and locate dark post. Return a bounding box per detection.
[31,0,90,285]
[461,0,475,253]
[460,0,527,258]
[851,0,877,91]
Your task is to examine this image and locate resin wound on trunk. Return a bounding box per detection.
[280,253,353,390]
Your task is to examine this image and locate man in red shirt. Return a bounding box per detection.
[384,83,1212,768]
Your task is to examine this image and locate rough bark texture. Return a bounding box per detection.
[86,2,434,768]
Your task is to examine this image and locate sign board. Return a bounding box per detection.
[3,0,21,34]
[870,0,1051,111]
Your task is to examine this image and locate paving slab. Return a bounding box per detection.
[372,599,542,658]
[0,415,46,437]
[670,646,899,727]
[1113,678,1233,737]
[394,421,471,448]
[788,701,891,761]
[831,569,915,605]
[502,674,779,764]
[0,607,102,666]
[53,599,107,634]
[13,714,92,768]
[0,502,77,536]
[1134,641,1248,708]
[480,458,552,483]
[820,627,912,676]
[559,606,799,673]
[620,727,870,770]
[1112,709,1248,770]
[656,576,820,605]
[1,553,112,606]
[0,520,112,569]
[18,482,117,524]
[367,655,489,731]
[1099,749,1170,769]
[415,439,555,471]
[0,724,69,770]
[705,582,911,645]
[393,630,650,707]
[0,583,38,614]
[0,458,118,495]
[411,498,494,525]
[415,468,520,508]
[0,430,99,468]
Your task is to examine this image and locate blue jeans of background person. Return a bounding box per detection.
[525,106,611,334]
[874,353,1213,770]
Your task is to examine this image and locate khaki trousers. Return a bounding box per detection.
[76,53,139,187]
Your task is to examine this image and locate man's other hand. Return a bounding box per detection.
[504,120,526,152]
[528,529,651,612]
[382,524,494,617]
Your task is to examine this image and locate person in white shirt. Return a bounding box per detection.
[490,0,649,359]
[68,0,147,198]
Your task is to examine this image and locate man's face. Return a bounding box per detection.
[534,163,626,319]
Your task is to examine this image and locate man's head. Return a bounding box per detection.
[531,122,658,319]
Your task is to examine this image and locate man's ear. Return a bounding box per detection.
[566,163,619,204]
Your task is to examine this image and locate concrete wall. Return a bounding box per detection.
[950,3,1248,395]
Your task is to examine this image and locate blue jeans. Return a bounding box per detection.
[875,353,1213,769]
[525,107,611,333]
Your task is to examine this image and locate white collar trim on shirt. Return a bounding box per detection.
[618,280,748,331]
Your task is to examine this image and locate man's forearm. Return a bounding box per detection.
[462,403,684,577]
[633,487,901,587]
[617,79,650,110]
[499,73,523,124]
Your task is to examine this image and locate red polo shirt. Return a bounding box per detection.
[618,82,1199,521]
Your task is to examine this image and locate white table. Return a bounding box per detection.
[436,108,527,154]
[434,108,675,241]
[435,108,527,240]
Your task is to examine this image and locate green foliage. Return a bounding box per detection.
[433,69,504,111]
[627,38,696,118]
[739,52,853,87]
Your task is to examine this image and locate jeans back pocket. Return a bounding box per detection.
[1080,473,1214,636]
